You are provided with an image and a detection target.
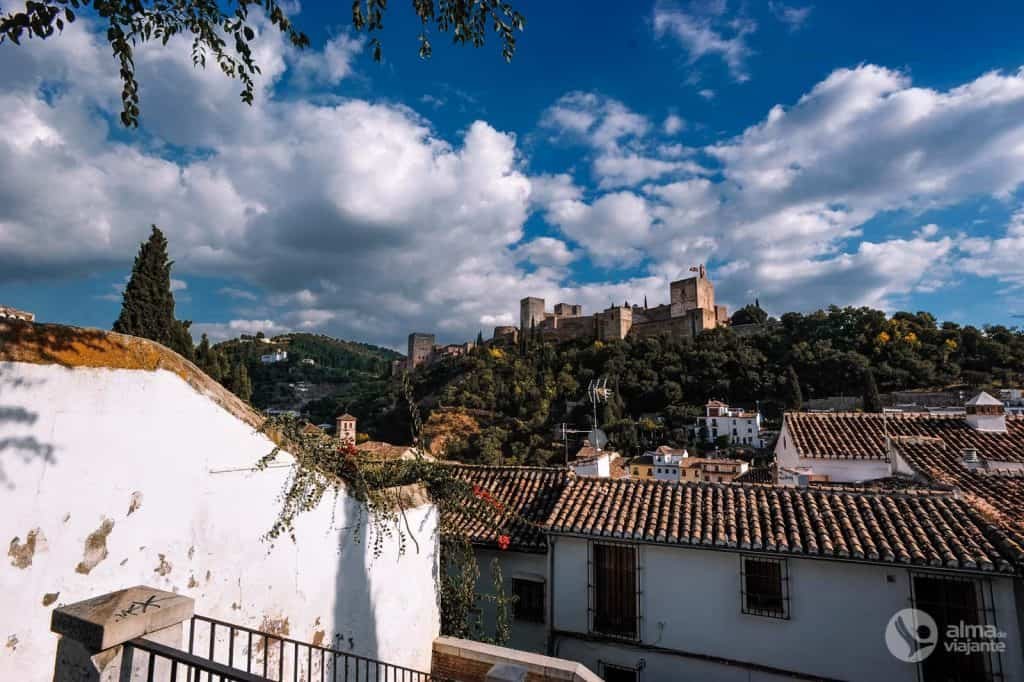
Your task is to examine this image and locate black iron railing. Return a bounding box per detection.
[186,614,442,682]
[124,637,265,682]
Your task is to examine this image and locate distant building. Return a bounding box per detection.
[679,456,749,483]
[518,264,729,345]
[336,413,357,445]
[300,358,315,366]
[569,444,626,479]
[631,446,688,481]
[696,400,767,447]
[407,333,435,369]
[260,350,288,364]
[0,305,34,322]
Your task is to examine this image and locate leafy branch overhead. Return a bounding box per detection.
[0,0,525,127]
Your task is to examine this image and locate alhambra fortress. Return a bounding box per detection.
[408,265,733,369]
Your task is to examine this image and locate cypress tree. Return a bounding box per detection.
[863,367,882,413]
[113,225,193,359]
[476,330,484,347]
[230,361,253,403]
[784,365,803,411]
[196,334,223,381]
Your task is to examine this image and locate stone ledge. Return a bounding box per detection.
[433,637,601,682]
[51,586,194,652]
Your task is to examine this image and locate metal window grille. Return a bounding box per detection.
[588,541,641,640]
[741,555,789,619]
[599,661,639,682]
[910,572,1004,682]
[512,578,545,624]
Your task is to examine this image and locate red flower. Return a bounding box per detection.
[497,534,511,551]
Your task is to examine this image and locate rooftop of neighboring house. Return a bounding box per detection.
[781,403,1024,558]
[733,466,775,484]
[544,477,1024,574]
[680,456,747,469]
[443,464,569,553]
[357,441,431,462]
[782,409,1024,461]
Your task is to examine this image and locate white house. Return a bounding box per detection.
[444,465,569,654]
[697,400,767,447]
[650,446,687,481]
[546,477,1024,682]
[260,349,288,363]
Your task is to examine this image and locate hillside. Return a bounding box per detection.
[385,306,1024,466]
[215,332,403,423]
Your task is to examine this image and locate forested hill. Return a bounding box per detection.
[214,332,402,419]
[376,306,1024,466]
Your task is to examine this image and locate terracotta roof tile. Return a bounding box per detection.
[443,465,568,553]
[545,477,1018,573]
[785,412,1024,462]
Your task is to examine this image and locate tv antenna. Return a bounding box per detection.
[587,377,613,451]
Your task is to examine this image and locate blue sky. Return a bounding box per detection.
[2,0,1024,349]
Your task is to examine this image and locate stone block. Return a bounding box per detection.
[51,586,194,652]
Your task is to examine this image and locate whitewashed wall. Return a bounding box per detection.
[470,548,549,653]
[775,421,892,482]
[550,536,1024,682]
[0,361,440,681]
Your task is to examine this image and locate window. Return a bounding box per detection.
[601,663,638,682]
[912,573,1002,681]
[741,556,789,618]
[512,578,545,623]
[591,543,638,639]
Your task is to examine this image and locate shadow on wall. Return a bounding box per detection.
[0,367,55,490]
[0,320,110,367]
[332,495,379,671]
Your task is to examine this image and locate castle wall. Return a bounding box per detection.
[597,307,633,341]
[520,297,546,334]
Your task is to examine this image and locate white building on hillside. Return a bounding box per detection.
[260,349,288,363]
[650,446,687,481]
[696,400,767,447]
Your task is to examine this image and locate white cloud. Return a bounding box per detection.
[170,278,188,292]
[293,32,364,86]
[219,287,259,301]
[192,319,289,342]
[769,2,812,31]
[959,208,1024,289]
[653,2,756,82]
[514,237,578,268]
[699,88,716,100]
[663,113,685,135]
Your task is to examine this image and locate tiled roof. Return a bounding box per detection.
[545,477,1021,573]
[734,467,775,484]
[444,465,569,553]
[784,412,1024,462]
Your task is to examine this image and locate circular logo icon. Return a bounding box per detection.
[886,608,938,663]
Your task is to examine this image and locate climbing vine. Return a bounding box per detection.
[257,373,522,644]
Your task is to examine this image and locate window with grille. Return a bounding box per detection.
[912,573,1003,682]
[601,662,638,682]
[741,556,789,619]
[512,578,545,623]
[591,543,639,639]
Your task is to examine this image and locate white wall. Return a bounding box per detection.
[775,421,892,483]
[1,362,440,681]
[550,536,1024,682]
[471,548,549,653]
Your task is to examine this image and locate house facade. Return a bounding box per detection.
[545,477,1024,682]
[697,400,768,448]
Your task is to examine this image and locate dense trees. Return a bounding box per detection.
[113,226,194,360]
[1,0,525,126]
[387,305,1024,465]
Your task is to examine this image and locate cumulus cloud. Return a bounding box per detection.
[545,64,1024,314]
[663,113,685,135]
[514,237,578,268]
[959,208,1024,289]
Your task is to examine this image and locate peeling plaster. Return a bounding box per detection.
[187,575,198,589]
[312,630,325,647]
[5,635,17,651]
[75,518,114,574]
[8,528,46,569]
[187,546,195,560]
[154,553,172,577]
[41,593,59,607]
[127,491,143,516]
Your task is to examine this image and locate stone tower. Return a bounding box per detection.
[407,333,436,369]
[336,413,357,445]
[520,297,546,336]
[670,264,716,318]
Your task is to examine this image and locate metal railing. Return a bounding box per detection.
[186,614,443,682]
[124,637,265,682]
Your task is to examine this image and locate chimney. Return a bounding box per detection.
[961,447,984,470]
[965,392,1007,433]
